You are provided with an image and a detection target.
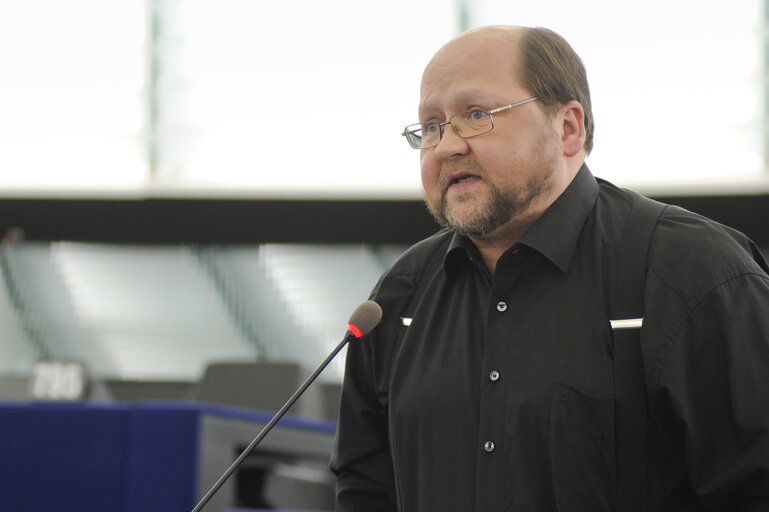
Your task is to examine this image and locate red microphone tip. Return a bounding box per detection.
[347,301,382,338]
[347,322,364,338]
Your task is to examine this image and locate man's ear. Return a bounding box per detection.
[559,100,586,157]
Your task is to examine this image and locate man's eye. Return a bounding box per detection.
[469,109,486,121]
[424,122,441,133]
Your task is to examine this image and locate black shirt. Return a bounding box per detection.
[330,165,769,511]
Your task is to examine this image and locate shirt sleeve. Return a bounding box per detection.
[329,329,398,512]
[328,237,440,511]
[659,271,769,510]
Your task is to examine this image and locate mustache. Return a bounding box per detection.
[439,160,486,188]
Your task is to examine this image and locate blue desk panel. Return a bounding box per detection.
[0,402,335,512]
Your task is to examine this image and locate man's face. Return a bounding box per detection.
[418,31,565,239]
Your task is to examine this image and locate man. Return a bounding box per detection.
[330,25,769,511]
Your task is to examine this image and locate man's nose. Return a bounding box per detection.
[433,124,470,161]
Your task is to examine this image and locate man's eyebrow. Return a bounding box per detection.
[418,89,494,118]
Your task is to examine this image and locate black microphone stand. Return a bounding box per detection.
[190,332,354,512]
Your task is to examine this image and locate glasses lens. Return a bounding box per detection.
[420,123,442,148]
[405,126,423,148]
[404,109,493,149]
[451,109,492,137]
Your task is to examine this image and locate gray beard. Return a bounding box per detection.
[425,124,561,238]
[432,186,516,237]
[427,171,550,238]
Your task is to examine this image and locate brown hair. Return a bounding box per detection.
[519,27,594,154]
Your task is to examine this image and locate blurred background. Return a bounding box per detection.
[0,1,768,510]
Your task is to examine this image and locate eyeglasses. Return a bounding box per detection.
[402,97,539,149]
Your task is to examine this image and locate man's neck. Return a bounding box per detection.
[469,157,586,276]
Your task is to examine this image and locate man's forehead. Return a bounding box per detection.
[418,88,497,116]
[421,32,520,84]
[416,27,525,115]
[432,27,520,64]
[418,57,523,115]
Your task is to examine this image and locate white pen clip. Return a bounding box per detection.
[610,318,643,330]
[401,317,412,327]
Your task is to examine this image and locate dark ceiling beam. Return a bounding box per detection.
[0,195,766,247]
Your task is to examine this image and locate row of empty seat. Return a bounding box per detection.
[0,241,404,385]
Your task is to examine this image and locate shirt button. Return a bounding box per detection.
[496,301,508,312]
[484,441,495,452]
[489,370,500,382]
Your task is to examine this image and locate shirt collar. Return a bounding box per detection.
[517,163,598,273]
[443,163,599,278]
[444,231,482,277]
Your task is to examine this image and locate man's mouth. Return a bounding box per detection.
[449,172,481,185]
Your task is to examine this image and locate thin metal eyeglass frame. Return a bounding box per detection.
[402,96,539,149]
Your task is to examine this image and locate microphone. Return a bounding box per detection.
[191,300,382,512]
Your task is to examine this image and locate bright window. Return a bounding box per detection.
[0,1,765,196]
[0,2,147,192]
[467,0,766,192]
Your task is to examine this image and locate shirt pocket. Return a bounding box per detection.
[549,382,616,511]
